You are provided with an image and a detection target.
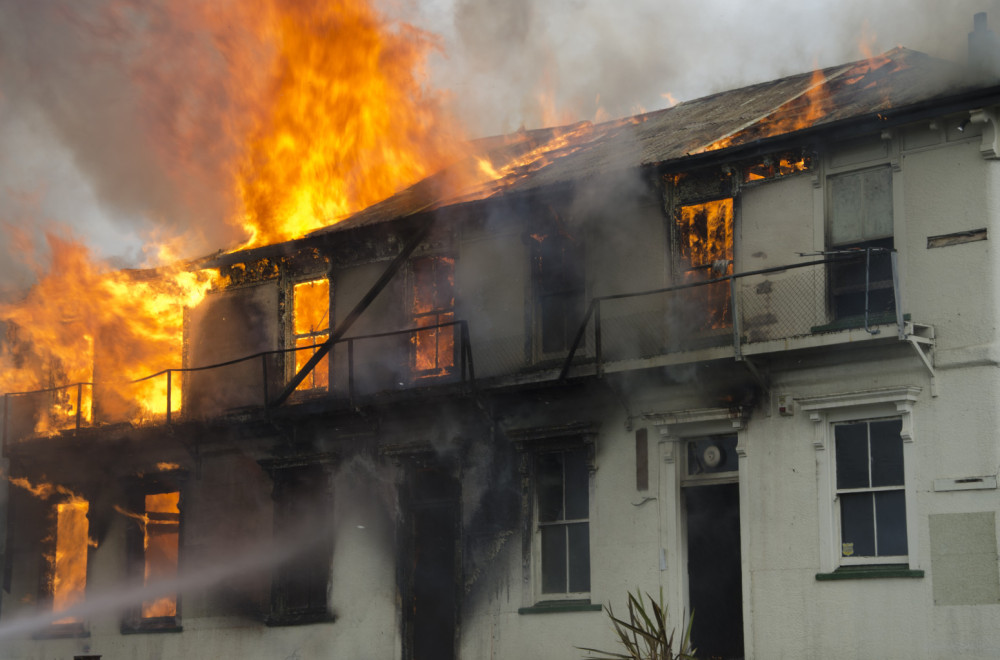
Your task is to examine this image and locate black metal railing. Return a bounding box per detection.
[2,320,474,447]
[560,250,903,379]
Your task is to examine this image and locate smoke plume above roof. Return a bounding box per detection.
[0,0,997,297]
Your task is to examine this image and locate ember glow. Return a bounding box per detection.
[412,256,455,376]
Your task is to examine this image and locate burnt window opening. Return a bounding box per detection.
[122,486,181,633]
[827,166,895,320]
[268,464,334,625]
[50,498,91,626]
[411,256,456,378]
[292,278,330,391]
[742,150,813,183]
[531,228,585,356]
[535,447,591,596]
[673,198,735,333]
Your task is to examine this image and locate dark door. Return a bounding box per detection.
[404,466,459,660]
[685,482,744,660]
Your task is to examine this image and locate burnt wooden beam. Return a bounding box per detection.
[269,216,435,408]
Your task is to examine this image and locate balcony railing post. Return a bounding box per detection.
[731,276,743,360]
[595,299,603,378]
[261,354,270,412]
[166,370,172,425]
[3,393,9,453]
[348,339,356,404]
[75,383,83,431]
[891,250,905,339]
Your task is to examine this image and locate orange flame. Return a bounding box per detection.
[235,0,464,247]
[52,497,92,624]
[0,237,217,434]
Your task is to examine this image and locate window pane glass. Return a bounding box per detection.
[536,454,564,522]
[541,294,569,353]
[564,450,589,520]
[840,492,875,557]
[830,171,864,244]
[835,423,870,489]
[541,525,567,593]
[875,490,908,556]
[567,522,590,593]
[870,419,904,487]
[863,167,893,240]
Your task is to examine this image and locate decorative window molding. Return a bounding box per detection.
[798,386,922,574]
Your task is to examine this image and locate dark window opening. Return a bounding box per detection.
[268,465,333,625]
[828,167,895,321]
[531,228,585,356]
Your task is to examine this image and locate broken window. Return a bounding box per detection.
[743,150,812,182]
[411,256,455,377]
[269,464,333,624]
[531,228,585,356]
[292,278,330,391]
[827,166,895,320]
[835,418,907,561]
[673,198,735,332]
[50,498,91,626]
[535,447,591,596]
[122,486,181,632]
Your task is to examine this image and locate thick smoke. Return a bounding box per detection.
[2,0,999,298]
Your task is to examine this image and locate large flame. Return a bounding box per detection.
[0,237,217,434]
[235,0,464,247]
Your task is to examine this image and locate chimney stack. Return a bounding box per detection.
[969,12,1000,79]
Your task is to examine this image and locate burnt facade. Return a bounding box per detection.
[4,46,1000,660]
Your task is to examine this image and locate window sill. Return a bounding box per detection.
[811,312,909,334]
[32,622,89,639]
[265,611,336,627]
[518,600,603,615]
[816,564,924,581]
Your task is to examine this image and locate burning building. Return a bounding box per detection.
[4,22,1000,660]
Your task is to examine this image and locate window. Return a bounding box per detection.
[673,198,734,332]
[827,166,896,320]
[531,228,585,356]
[122,487,181,632]
[50,498,91,627]
[411,256,455,377]
[799,386,920,574]
[834,418,907,561]
[269,464,333,625]
[535,447,591,596]
[292,278,330,391]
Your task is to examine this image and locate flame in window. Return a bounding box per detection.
[141,492,180,619]
[52,498,92,624]
[412,257,455,376]
[676,199,734,329]
[292,279,330,391]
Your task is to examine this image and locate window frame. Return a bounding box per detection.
[800,387,921,573]
[288,276,332,393]
[511,425,597,608]
[408,255,457,379]
[533,447,592,598]
[264,461,336,626]
[529,227,586,361]
[42,494,93,637]
[120,478,184,634]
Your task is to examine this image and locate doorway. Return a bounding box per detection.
[402,464,460,660]
[682,433,743,660]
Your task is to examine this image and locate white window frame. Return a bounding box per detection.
[532,446,592,601]
[799,386,921,572]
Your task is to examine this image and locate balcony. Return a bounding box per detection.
[1,252,933,447]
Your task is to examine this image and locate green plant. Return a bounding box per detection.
[578,589,697,660]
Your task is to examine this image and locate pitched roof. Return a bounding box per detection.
[306,48,994,237]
